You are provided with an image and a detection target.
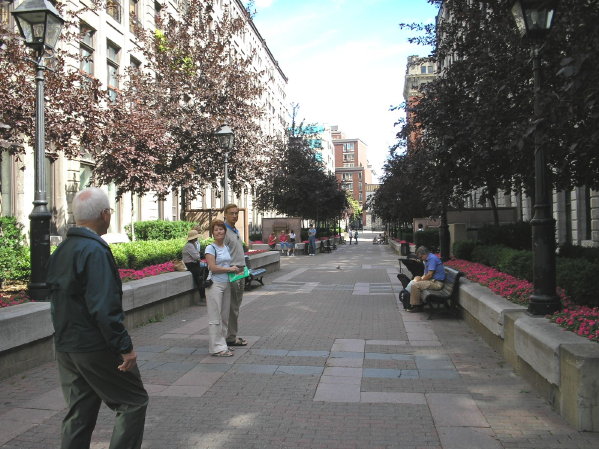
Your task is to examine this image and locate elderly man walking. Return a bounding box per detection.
[47,187,148,449]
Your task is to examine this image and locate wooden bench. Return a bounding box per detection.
[244,255,266,290]
[320,239,332,253]
[421,267,463,320]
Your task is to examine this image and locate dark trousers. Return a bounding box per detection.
[56,350,148,449]
[185,262,207,299]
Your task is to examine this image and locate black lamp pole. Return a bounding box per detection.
[12,0,64,301]
[511,0,560,315]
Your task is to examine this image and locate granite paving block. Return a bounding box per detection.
[366,340,409,346]
[0,408,60,445]
[173,369,224,386]
[419,369,459,380]
[362,368,402,379]
[360,392,427,405]
[426,393,490,427]
[20,387,65,411]
[275,365,324,375]
[437,427,503,449]
[331,338,365,353]
[329,351,364,359]
[155,385,211,397]
[319,375,362,386]
[323,367,363,377]
[136,345,170,353]
[251,349,289,357]
[365,352,413,361]
[287,350,329,357]
[165,346,197,355]
[326,357,364,368]
[313,383,361,402]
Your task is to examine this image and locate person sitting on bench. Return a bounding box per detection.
[405,246,445,313]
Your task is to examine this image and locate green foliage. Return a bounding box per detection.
[558,244,599,264]
[477,222,532,250]
[249,232,262,242]
[0,217,29,282]
[110,239,185,269]
[453,240,477,260]
[556,258,599,307]
[414,229,439,253]
[125,220,197,241]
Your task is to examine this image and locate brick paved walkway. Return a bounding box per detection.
[1,233,598,448]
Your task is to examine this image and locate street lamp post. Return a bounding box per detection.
[12,0,64,301]
[511,0,560,315]
[215,125,234,206]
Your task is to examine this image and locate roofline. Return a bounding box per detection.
[235,0,288,83]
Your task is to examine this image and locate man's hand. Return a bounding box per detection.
[414,276,422,282]
[118,351,137,372]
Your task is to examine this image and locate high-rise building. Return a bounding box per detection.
[332,126,372,226]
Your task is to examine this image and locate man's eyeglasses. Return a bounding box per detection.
[103,208,114,214]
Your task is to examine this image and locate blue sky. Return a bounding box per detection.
[251,0,439,179]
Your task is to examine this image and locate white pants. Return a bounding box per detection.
[206,281,231,354]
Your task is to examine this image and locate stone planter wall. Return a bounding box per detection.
[457,279,599,431]
[0,252,280,380]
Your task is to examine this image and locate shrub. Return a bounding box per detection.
[477,222,531,250]
[125,220,198,241]
[0,217,29,284]
[556,258,599,307]
[249,232,262,242]
[453,240,477,260]
[414,229,439,252]
[558,244,599,264]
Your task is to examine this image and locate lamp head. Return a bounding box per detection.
[511,0,557,39]
[215,125,234,151]
[11,0,64,53]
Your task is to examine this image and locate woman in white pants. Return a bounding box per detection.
[205,219,242,357]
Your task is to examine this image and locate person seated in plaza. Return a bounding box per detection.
[288,229,296,256]
[182,229,207,301]
[279,230,290,255]
[267,231,277,250]
[405,245,446,313]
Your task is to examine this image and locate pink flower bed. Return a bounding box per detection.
[119,261,176,282]
[445,258,598,343]
[0,291,31,308]
[245,250,268,255]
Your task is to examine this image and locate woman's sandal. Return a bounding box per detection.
[227,337,248,347]
[211,350,233,357]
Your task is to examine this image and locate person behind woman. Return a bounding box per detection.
[267,231,277,250]
[279,230,289,256]
[182,230,207,301]
[205,220,242,357]
[288,229,296,256]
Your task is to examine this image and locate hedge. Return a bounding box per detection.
[0,217,30,283]
[125,220,198,241]
[476,222,532,250]
[458,242,598,307]
[414,229,439,252]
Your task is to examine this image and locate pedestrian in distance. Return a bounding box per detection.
[182,229,207,301]
[267,231,277,250]
[308,223,317,255]
[279,229,289,255]
[223,204,249,347]
[405,245,446,313]
[348,228,353,245]
[205,219,243,356]
[289,229,296,256]
[354,229,359,245]
[47,187,148,449]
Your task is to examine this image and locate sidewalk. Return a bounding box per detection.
[1,233,598,449]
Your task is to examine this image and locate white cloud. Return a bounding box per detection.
[255,0,276,8]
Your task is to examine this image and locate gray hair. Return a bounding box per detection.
[415,246,429,257]
[72,187,110,223]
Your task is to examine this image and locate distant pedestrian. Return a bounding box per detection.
[354,229,359,245]
[267,231,277,250]
[182,229,207,301]
[348,229,353,245]
[279,230,289,255]
[289,230,296,256]
[47,187,148,449]
[308,223,317,255]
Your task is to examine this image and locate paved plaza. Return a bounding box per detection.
[1,233,598,449]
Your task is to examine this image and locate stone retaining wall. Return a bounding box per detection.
[0,252,280,380]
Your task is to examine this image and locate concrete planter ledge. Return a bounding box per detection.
[457,280,599,431]
[0,252,280,380]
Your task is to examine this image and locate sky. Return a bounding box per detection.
[250,0,439,181]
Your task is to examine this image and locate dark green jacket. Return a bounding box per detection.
[47,227,133,354]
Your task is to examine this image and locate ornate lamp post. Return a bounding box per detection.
[511,0,560,315]
[215,125,234,206]
[12,0,64,301]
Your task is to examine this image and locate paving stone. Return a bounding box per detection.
[437,427,503,449]
[329,351,364,359]
[275,365,324,376]
[322,367,363,377]
[360,392,427,405]
[325,357,364,368]
[426,393,490,427]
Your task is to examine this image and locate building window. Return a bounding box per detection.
[585,187,592,240]
[79,164,93,190]
[79,23,95,75]
[343,182,353,191]
[358,171,362,180]
[107,41,120,101]
[343,163,353,168]
[359,182,363,191]
[107,0,122,22]
[129,0,142,34]
[342,173,352,181]
[427,65,434,73]
[343,154,354,162]
[343,142,354,152]
[421,65,427,74]
[359,193,363,201]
